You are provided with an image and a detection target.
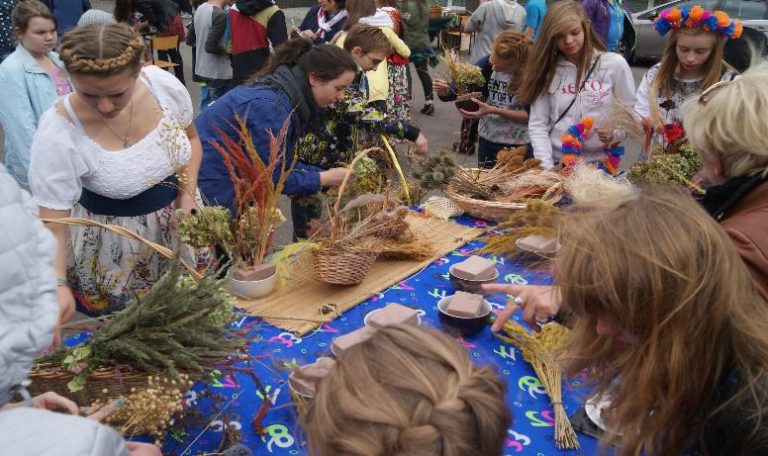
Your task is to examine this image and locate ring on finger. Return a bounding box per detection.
[535,315,554,326]
[513,296,525,307]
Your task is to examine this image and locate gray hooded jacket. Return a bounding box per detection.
[0,165,128,456]
[464,0,526,62]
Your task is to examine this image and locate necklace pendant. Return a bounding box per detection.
[124,140,130,148]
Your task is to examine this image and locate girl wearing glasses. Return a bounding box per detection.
[634,6,740,154]
[517,0,635,170]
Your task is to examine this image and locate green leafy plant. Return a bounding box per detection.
[42,260,238,392]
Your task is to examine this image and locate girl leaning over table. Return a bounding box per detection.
[517,0,635,170]
[634,5,740,154]
[0,0,71,188]
[29,23,202,316]
[489,186,768,454]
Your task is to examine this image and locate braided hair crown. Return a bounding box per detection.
[303,325,511,456]
[59,23,144,76]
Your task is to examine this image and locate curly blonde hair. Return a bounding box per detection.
[59,23,144,76]
[303,325,511,456]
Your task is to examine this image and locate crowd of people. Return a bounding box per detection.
[1,0,768,454]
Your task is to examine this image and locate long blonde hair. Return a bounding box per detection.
[517,0,606,105]
[559,186,768,455]
[303,325,511,455]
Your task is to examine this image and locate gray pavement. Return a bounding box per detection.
[0,2,652,246]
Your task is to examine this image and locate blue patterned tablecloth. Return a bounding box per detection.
[158,216,600,456]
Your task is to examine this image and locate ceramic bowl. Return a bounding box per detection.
[448,264,499,294]
[363,308,422,328]
[226,270,278,299]
[514,237,561,263]
[437,295,492,337]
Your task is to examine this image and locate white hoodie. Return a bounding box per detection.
[528,52,636,169]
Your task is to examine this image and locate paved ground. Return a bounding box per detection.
[0,2,652,246]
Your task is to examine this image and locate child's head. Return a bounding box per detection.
[490,30,530,94]
[303,325,511,456]
[11,0,57,56]
[559,185,768,454]
[344,24,390,71]
[517,0,605,105]
[59,23,144,78]
[651,7,740,98]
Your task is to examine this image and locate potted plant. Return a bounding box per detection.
[441,49,486,112]
[178,115,293,298]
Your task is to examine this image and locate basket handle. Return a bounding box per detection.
[329,147,385,245]
[42,217,203,280]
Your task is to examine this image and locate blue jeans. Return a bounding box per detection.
[477,137,533,168]
[199,83,212,111]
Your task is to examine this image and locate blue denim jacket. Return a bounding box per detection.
[0,45,66,186]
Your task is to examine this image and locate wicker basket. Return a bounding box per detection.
[28,362,198,405]
[313,248,379,285]
[445,168,566,221]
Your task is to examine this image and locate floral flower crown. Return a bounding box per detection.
[654,6,743,39]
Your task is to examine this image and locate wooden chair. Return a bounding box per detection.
[446,15,475,52]
[150,35,179,69]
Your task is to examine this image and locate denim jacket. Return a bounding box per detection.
[0,45,66,186]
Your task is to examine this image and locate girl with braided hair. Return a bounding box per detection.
[0,0,71,187]
[303,325,511,456]
[28,23,202,316]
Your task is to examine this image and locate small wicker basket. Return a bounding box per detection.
[313,248,379,285]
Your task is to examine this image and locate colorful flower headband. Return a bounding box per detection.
[561,117,624,176]
[654,6,743,39]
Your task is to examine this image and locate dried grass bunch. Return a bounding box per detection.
[37,259,238,392]
[178,115,293,271]
[91,374,192,441]
[496,321,579,449]
[479,199,559,257]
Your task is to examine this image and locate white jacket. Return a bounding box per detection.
[0,164,128,456]
[528,52,636,169]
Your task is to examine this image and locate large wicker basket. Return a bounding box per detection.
[445,168,564,221]
[28,362,198,405]
[313,248,379,285]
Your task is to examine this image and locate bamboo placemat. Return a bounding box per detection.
[238,214,484,335]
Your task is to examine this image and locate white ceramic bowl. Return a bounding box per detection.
[226,270,278,299]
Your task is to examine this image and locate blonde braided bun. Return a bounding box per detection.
[59,23,144,76]
[303,325,511,456]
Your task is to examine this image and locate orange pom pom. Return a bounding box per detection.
[688,5,704,22]
[582,117,595,130]
[713,11,730,28]
[733,21,743,39]
[666,8,682,23]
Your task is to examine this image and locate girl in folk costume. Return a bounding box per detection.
[635,6,740,154]
[29,24,202,316]
[517,0,635,170]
